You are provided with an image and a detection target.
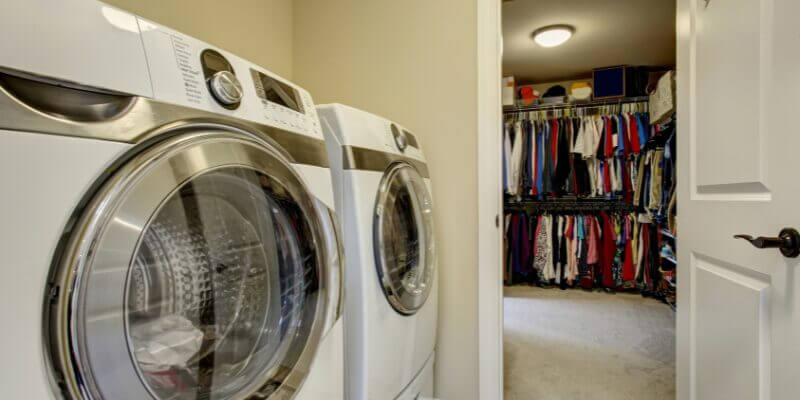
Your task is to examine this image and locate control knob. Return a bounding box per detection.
[208,71,243,106]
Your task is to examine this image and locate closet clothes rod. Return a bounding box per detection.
[504,200,642,213]
[503,95,650,114]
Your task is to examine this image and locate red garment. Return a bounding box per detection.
[603,161,612,193]
[581,216,599,289]
[623,159,634,203]
[531,125,539,196]
[550,119,559,197]
[604,117,613,158]
[630,115,641,154]
[622,218,635,282]
[600,212,617,288]
[622,117,632,159]
[586,217,600,265]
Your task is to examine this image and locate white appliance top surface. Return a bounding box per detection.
[0,0,152,97]
[317,103,426,162]
[0,0,323,140]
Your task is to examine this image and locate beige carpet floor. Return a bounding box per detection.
[504,286,675,400]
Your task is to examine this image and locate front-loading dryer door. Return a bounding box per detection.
[46,127,341,400]
[373,162,435,316]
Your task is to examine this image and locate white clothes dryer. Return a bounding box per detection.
[0,2,343,399]
[318,104,438,400]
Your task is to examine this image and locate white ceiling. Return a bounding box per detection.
[503,0,676,84]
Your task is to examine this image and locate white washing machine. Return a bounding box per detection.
[0,1,344,399]
[318,104,438,400]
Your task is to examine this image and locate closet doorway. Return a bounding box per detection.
[500,1,676,399]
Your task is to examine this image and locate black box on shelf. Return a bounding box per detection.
[593,66,626,99]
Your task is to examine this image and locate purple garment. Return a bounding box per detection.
[519,214,531,276]
[510,213,532,277]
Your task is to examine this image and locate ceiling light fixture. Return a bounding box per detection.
[532,25,575,48]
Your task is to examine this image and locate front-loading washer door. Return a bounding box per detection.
[373,162,435,316]
[46,127,339,400]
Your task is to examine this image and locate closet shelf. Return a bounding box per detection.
[503,95,650,114]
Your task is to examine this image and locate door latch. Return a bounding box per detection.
[734,228,800,258]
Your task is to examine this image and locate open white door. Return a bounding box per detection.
[678,0,800,399]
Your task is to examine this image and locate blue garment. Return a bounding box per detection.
[536,122,545,199]
[636,113,647,147]
[641,113,651,143]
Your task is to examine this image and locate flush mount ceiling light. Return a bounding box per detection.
[532,25,575,48]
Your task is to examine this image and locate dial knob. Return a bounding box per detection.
[394,132,407,151]
[390,124,407,152]
[208,70,243,106]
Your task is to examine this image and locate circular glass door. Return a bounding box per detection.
[46,129,334,400]
[373,162,435,315]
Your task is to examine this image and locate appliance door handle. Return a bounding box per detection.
[734,228,800,258]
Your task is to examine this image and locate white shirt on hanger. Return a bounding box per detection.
[509,121,524,196]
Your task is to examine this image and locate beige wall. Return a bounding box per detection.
[102,0,294,79]
[293,1,480,399]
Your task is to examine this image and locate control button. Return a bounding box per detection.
[208,71,243,106]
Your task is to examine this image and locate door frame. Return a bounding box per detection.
[476,0,503,398]
[477,1,686,398]
[676,1,689,398]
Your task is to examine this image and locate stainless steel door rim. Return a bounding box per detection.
[373,162,435,315]
[45,125,341,400]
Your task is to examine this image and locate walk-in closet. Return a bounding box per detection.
[501,1,677,399]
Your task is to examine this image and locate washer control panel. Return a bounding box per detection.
[384,122,423,159]
[137,18,323,139]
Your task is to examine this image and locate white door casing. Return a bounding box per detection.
[677,0,800,399]
[477,0,503,398]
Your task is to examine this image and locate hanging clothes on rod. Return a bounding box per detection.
[503,101,652,202]
[632,115,676,232]
[502,100,677,307]
[503,210,671,300]
[503,109,677,307]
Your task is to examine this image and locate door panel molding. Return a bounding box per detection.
[689,0,773,201]
[690,252,771,400]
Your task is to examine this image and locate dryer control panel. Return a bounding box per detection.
[137,18,322,139]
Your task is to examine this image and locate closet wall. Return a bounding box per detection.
[103,0,294,79]
[293,1,481,399]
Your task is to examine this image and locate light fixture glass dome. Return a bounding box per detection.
[532,25,575,48]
